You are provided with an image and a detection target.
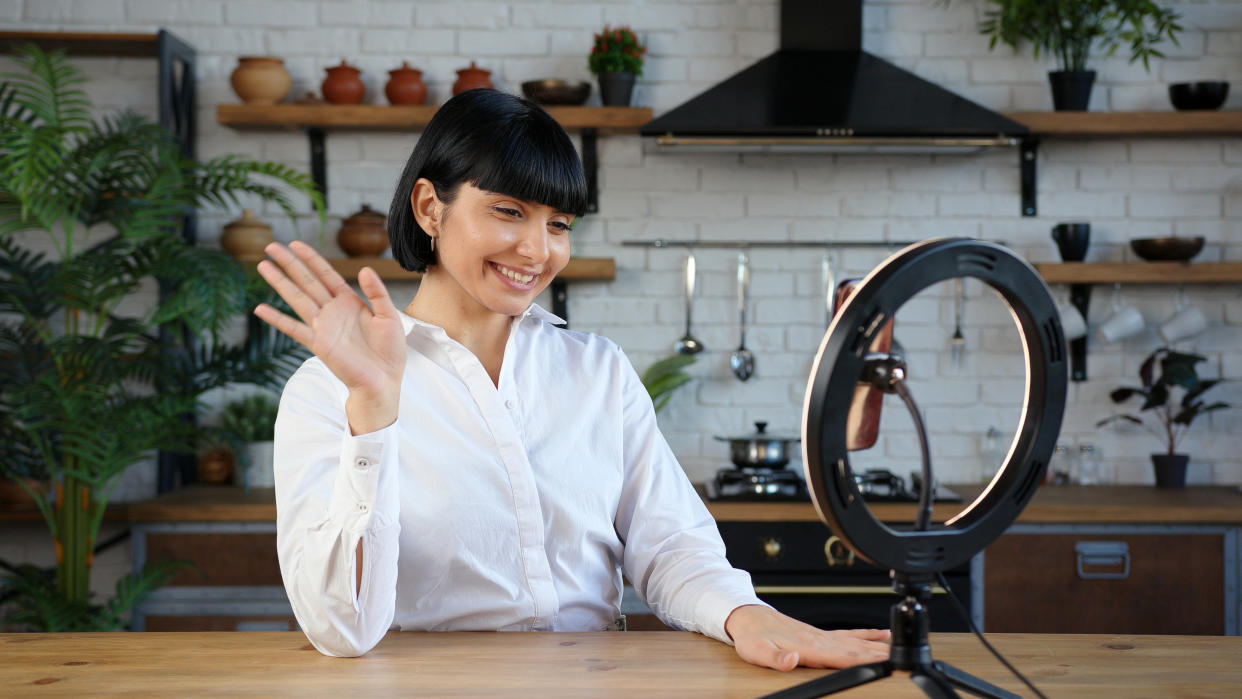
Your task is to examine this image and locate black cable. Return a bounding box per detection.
[891,377,933,531]
[935,570,1048,699]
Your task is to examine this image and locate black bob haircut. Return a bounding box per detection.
[387,89,588,272]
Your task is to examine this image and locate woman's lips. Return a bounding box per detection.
[489,261,539,290]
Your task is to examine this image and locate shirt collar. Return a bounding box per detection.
[398,303,565,337]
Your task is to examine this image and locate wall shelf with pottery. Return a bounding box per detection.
[1005,111,1242,136]
[1037,262,1242,284]
[216,103,653,215]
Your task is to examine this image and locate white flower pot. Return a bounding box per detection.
[244,441,275,489]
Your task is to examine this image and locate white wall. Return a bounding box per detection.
[4,0,1242,509]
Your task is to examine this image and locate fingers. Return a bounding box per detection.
[256,258,322,326]
[264,242,334,306]
[358,266,401,319]
[843,628,892,642]
[737,641,799,672]
[289,240,351,297]
[253,302,313,349]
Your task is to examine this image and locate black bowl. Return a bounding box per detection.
[1130,236,1205,261]
[1168,82,1229,111]
[521,79,591,106]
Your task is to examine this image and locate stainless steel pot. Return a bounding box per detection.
[714,421,800,470]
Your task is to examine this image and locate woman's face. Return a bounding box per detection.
[422,181,574,318]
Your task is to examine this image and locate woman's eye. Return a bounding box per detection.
[549,221,572,233]
[494,206,521,217]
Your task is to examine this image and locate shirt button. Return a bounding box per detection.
[504,399,515,410]
[354,457,370,470]
[356,502,369,513]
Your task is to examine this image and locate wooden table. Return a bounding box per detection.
[3,631,1241,697]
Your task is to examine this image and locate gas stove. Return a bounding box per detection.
[705,467,961,503]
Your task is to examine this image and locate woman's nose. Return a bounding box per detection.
[515,222,550,263]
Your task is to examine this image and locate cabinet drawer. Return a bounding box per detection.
[143,615,297,632]
[984,533,1223,635]
[146,532,281,587]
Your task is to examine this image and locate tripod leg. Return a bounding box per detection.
[759,661,892,699]
[910,666,962,699]
[932,661,1021,699]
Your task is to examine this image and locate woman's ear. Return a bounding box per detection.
[410,178,441,240]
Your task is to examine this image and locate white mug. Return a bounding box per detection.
[1159,304,1208,343]
[1057,301,1087,340]
[1097,303,1145,344]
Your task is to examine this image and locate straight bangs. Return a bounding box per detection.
[466,115,588,218]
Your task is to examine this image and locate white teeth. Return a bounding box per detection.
[497,264,535,284]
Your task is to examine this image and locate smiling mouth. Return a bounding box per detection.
[489,261,539,288]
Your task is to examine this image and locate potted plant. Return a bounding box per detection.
[641,354,696,413]
[1096,348,1230,488]
[218,393,280,490]
[978,0,1182,111]
[588,25,647,107]
[0,45,322,631]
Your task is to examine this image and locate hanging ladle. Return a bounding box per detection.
[674,250,704,355]
[730,252,755,381]
[950,277,965,367]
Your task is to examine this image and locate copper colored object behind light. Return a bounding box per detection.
[834,279,892,451]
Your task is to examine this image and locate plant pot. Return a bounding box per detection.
[598,71,636,107]
[1151,453,1189,488]
[1048,70,1096,112]
[230,57,292,106]
[243,441,275,489]
[0,477,45,508]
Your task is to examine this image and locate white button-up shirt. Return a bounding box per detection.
[274,304,764,657]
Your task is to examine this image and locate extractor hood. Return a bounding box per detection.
[640,0,1028,153]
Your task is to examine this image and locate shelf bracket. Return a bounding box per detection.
[582,127,599,214]
[551,278,569,327]
[1020,137,1038,217]
[1068,283,1091,382]
[308,127,328,208]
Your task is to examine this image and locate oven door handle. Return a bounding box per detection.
[753,585,948,595]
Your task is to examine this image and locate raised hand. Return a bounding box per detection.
[254,240,407,434]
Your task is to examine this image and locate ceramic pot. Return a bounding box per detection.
[322,60,365,104]
[385,61,427,105]
[197,448,235,485]
[337,204,389,257]
[243,441,275,489]
[230,56,292,105]
[598,70,636,106]
[452,61,493,95]
[220,209,274,262]
[1152,453,1189,489]
[1048,70,1096,112]
[0,477,44,508]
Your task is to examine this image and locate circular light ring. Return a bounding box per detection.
[802,238,1068,574]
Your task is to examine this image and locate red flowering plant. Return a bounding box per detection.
[588,25,647,76]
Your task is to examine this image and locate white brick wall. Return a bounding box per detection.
[3,1,1242,567]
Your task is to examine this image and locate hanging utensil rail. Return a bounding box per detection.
[622,239,921,249]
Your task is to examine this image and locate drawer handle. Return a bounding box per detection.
[1076,541,1130,580]
[824,535,855,567]
[762,538,782,559]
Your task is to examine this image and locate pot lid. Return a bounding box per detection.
[714,421,800,442]
[344,203,386,223]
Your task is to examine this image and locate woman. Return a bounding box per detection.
[254,89,889,670]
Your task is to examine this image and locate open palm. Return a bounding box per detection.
[254,241,406,402]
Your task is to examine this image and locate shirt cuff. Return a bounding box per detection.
[328,422,398,532]
[695,581,772,645]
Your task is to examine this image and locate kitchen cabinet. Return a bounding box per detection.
[983,530,1226,635]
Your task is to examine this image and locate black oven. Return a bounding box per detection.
[717,521,971,632]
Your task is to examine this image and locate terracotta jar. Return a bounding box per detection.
[197,448,235,485]
[337,204,389,257]
[322,60,365,104]
[452,61,493,95]
[219,209,274,262]
[385,61,427,105]
[230,56,292,105]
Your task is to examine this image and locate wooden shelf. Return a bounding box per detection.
[0,30,162,57]
[320,256,615,282]
[1006,110,1242,136]
[217,104,653,133]
[1036,262,1242,284]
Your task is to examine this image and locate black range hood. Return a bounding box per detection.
[640,0,1028,153]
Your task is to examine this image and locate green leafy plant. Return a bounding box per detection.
[219,393,280,444]
[641,354,696,413]
[978,0,1182,71]
[1096,348,1230,456]
[588,25,647,76]
[0,44,323,630]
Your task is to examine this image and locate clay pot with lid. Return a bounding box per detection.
[452,61,494,95]
[230,57,292,105]
[220,209,274,262]
[322,60,365,104]
[337,204,389,257]
[385,61,427,105]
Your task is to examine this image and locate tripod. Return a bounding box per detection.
[760,574,1020,699]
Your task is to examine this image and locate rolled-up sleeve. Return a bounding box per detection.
[611,349,768,644]
[273,359,403,657]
